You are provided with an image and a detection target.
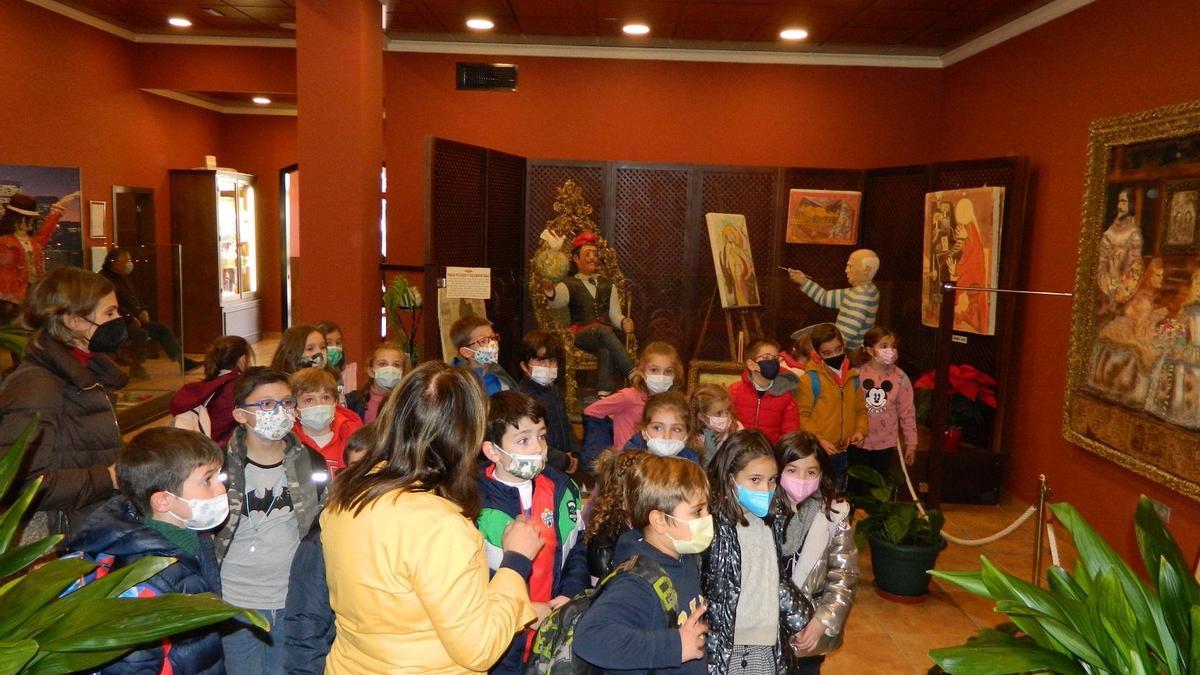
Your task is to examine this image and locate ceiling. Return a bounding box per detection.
[54,0,1058,54]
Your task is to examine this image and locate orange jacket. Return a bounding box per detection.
[293,405,362,474]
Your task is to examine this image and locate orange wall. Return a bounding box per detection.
[134,44,296,94]
[940,0,1200,563]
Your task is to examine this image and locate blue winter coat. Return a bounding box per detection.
[283,519,334,674]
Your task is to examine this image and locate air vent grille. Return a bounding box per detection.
[456,63,517,91]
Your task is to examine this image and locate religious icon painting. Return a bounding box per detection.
[1161,179,1200,255]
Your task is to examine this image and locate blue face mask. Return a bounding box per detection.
[736,484,775,518]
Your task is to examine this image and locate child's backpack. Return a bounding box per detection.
[172,393,215,438]
[525,555,678,675]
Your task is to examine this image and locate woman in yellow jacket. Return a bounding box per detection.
[795,324,868,494]
[321,361,544,673]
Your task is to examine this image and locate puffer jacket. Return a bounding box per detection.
[0,331,125,536]
[728,372,799,445]
[781,499,858,655]
[67,496,224,674]
[795,361,868,447]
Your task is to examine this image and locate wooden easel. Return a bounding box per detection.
[694,287,764,362]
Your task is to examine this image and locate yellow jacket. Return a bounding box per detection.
[321,488,536,674]
[796,362,869,446]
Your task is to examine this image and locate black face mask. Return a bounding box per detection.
[757,358,781,380]
[823,354,846,370]
[86,317,128,353]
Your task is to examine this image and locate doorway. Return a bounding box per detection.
[279,164,299,331]
[112,186,160,319]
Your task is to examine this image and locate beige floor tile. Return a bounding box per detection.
[824,632,925,675]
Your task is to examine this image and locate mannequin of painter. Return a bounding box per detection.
[788,249,880,349]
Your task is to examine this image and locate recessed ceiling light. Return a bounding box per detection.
[466,18,494,30]
[168,16,192,28]
[622,23,650,35]
[779,28,809,40]
[252,96,272,105]
[279,22,296,30]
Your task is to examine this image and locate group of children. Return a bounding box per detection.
[72,312,917,674]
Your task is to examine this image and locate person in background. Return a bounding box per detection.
[728,339,800,445]
[320,361,543,673]
[584,341,683,457]
[516,330,579,474]
[344,341,408,424]
[623,391,702,464]
[689,384,742,466]
[583,448,647,580]
[795,324,868,493]
[451,315,517,395]
[0,266,125,537]
[271,324,327,376]
[169,335,253,444]
[100,247,195,378]
[0,190,78,322]
[290,367,363,475]
[316,320,356,400]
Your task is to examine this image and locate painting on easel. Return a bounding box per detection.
[706,213,761,309]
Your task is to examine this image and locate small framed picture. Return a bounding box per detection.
[686,359,745,396]
[1161,179,1200,254]
[88,200,107,239]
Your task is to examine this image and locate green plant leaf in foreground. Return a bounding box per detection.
[0,639,38,675]
[0,417,39,507]
[0,557,93,637]
[0,477,43,555]
[39,594,267,652]
[929,639,1087,675]
[930,569,990,599]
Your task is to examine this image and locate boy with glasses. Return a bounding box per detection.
[451,315,518,395]
[728,339,800,445]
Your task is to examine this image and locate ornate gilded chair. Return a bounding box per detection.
[529,180,637,413]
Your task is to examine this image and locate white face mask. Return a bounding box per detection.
[166,492,230,531]
[497,446,545,481]
[645,373,673,394]
[373,366,402,390]
[248,407,294,441]
[472,342,500,365]
[299,404,335,431]
[646,437,686,457]
[530,365,558,387]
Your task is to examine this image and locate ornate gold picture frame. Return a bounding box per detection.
[1064,99,1200,501]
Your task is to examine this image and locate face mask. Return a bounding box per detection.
[875,347,898,366]
[497,446,545,481]
[664,513,714,555]
[247,406,294,441]
[122,261,134,275]
[646,437,686,457]
[326,347,344,367]
[780,474,821,504]
[736,484,775,518]
[166,492,230,531]
[301,352,326,369]
[705,414,731,433]
[373,366,402,389]
[530,365,558,387]
[472,342,499,365]
[823,354,846,370]
[757,358,780,381]
[85,317,128,353]
[299,404,335,430]
[645,373,673,394]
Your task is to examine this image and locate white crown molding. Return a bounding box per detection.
[132,34,295,48]
[142,89,297,116]
[942,0,1094,66]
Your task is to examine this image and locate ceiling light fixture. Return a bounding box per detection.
[252,96,272,105]
[466,18,495,30]
[622,23,650,35]
[168,16,192,28]
[779,28,809,40]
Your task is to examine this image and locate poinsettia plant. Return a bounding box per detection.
[914,363,998,430]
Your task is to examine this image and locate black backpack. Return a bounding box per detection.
[525,555,678,675]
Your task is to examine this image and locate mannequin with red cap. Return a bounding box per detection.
[541,231,635,389]
[0,191,79,321]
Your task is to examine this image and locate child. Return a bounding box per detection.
[476,391,589,674]
[290,367,364,475]
[216,367,329,675]
[729,339,800,444]
[573,455,711,674]
[451,315,518,395]
[775,432,858,674]
[517,330,580,474]
[795,324,868,493]
[345,341,408,424]
[271,324,328,375]
[316,319,357,400]
[169,335,254,444]
[67,427,229,673]
[690,383,743,465]
[584,448,648,579]
[702,430,789,674]
[585,341,683,452]
[624,390,702,464]
[342,423,376,468]
[853,327,918,497]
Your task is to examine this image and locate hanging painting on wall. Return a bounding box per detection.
[785,189,861,245]
[921,186,1005,335]
[705,213,761,309]
[1065,99,1200,502]
[0,164,84,269]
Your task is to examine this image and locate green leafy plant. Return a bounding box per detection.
[848,464,944,547]
[929,496,1199,675]
[382,275,422,361]
[0,417,267,674]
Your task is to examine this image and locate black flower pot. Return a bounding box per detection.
[868,535,947,600]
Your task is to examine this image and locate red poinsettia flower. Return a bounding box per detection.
[914,364,998,409]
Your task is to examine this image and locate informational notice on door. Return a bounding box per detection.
[445,266,491,299]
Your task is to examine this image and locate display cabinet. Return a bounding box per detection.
[170,169,261,352]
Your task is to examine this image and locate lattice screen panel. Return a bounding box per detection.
[524,163,606,263]
[485,150,528,374]
[429,140,487,267]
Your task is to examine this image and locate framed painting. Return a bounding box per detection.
[1064,99,1200,502]
[687,359,745,396]
[705,213,761,309]
[0,164,83,269]
[785,189,861,245]
[920,187,1005,335]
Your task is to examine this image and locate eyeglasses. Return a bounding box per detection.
[468,334,501,348]
[240,397,297,412]
[753,354,780,363]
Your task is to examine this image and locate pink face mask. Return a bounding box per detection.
[875,347,898,366]
[705,413,731,433]
[780,474,821,503]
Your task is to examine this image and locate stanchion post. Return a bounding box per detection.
[1031,474,1049,586]
[928,283,956,508]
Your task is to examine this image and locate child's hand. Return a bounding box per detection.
[904,447,916,465]
[502,515,545,561]
[549,595,571,610]
[846,432,865,448]
[791,619,825,655]
[818,438,841,455]
[679,605,708,661]
[530,602,552,629]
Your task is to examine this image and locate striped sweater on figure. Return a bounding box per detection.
[797,279,880,349]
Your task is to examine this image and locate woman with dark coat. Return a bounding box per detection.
[0,266,127,538]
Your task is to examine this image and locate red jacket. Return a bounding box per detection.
[293,405,362,474]
[0,210,61,305]
[169,370,241,445]
[728,371,800,445]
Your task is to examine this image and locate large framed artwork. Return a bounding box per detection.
[0,164,84,269]
[686,359,745,396]
[1064,99,1200,501]
[785,189,861,245]
[705,213,761,309]
[921,187,1005,335]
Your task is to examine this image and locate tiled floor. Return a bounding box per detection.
[823,496,1077,674]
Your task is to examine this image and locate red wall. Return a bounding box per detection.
[940,0,1200,563]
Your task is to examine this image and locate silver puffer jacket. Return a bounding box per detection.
[781,498,859,655]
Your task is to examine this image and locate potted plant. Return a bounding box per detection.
[914,363,998,452]
[847,464,946,600]
[382,275,422,363]
[930,496,1197,675]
